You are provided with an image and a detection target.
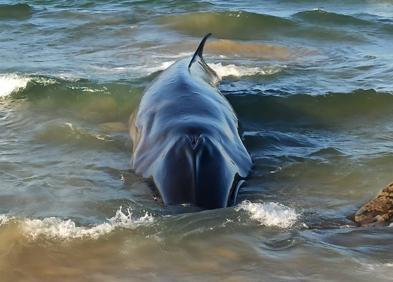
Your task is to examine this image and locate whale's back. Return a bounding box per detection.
[129,34,252,208]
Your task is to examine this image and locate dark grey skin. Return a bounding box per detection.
[129,34,252,209]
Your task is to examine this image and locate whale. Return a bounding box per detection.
[129,34,252,209]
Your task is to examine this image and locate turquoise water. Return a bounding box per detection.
[1,1,393,281]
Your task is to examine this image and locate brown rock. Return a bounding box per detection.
[354,182,393,227]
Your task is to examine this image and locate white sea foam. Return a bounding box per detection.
[0,207,153,240]
[24,207,154,240]
[235,200,298,228]
[208,63,285,78]
[0,74,31,98]
[0,214,13,225]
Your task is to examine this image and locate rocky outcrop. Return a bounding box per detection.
[354,182,393,227]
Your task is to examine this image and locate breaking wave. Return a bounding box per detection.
[235,200,298,228]
[227,89,393,125]
[0,74,31,98]
[0,207,154,240]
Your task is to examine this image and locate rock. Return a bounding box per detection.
[354,182,393,227]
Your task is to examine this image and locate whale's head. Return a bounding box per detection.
[152,134,245,209]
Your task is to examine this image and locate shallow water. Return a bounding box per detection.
[1,0,393,281]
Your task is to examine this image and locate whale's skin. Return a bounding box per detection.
[129,35,252,209]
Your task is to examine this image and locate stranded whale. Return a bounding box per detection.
[129,34,252,209]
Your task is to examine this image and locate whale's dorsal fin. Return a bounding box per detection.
[188,33,212,69]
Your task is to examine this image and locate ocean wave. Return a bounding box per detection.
[0,74,31,98]
[34,121,128,151]
[0,61,284,94]
[2,74,142,122]
[0,3,32,20]
[0,202,299,241]
[130,60,284,78]
[0,207,154,240]
[7,74,393,127]
[158,11,296,40]
[293,9,370,26]
[227,89,393,126]
[235,200,298,228]
[0,74,110,100]
[158,10,364,41]
[114,60,283,79]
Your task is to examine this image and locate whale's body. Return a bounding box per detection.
[129,34,252,209]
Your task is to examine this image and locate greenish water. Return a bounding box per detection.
[1,0,393,281]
